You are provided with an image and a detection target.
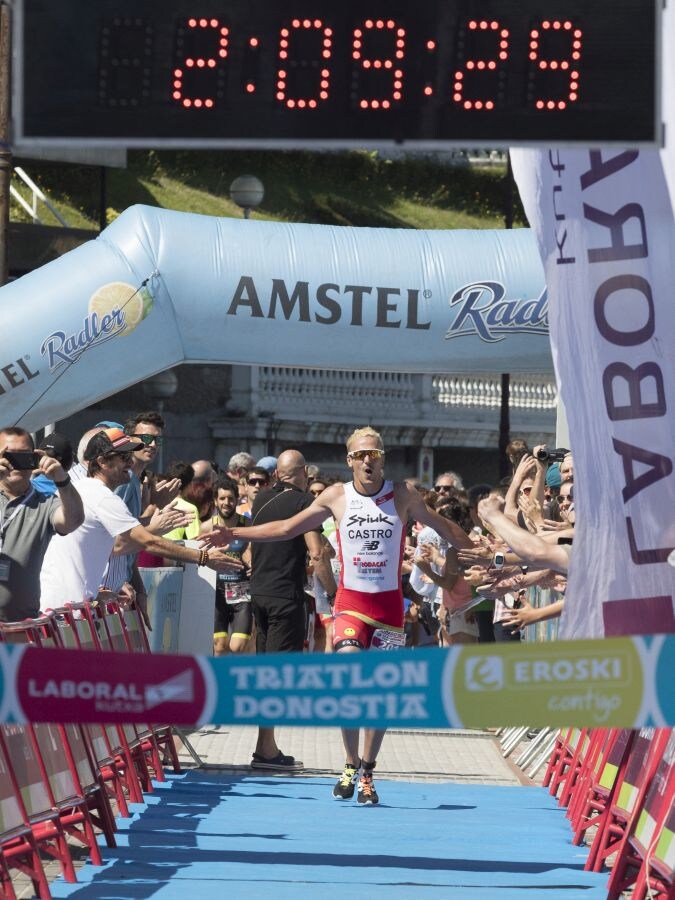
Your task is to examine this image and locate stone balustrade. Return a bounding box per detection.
[217,364,559,459]
[252,366,557,416]
[432,374,558,410]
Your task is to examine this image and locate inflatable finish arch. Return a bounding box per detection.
[0,205,549,431]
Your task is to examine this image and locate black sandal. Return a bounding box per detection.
[250,751,304,770]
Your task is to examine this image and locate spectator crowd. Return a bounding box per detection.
[0,415,574,654]
[0,411,578,796]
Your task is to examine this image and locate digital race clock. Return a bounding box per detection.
[15,0,659,148]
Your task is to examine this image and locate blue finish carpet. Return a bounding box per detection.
[51,773,608,898]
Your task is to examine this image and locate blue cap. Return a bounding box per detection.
[545,462,562,488]
[95,420,124,430]
[256,456,277,473]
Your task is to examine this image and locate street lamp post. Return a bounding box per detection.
[229,175,264,219]
[143,370,178,472]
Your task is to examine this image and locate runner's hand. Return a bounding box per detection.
[205,548,245,573]
[200,526,234,548]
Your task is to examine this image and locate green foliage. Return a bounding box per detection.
[11,149,527,232]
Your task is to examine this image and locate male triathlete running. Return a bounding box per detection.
[201,476,252,655]
[218,427,471,805]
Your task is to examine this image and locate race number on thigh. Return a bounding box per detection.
[371,628,406,650]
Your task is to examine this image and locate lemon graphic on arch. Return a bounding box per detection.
[88,281,154,337]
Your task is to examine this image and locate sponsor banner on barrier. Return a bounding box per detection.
[0,637,671,728]
[7,645,214,726]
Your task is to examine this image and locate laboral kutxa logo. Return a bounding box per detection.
[15,646,209,725]
[445,281,548,343]
[451,639,644,727]
[40,281,154,372]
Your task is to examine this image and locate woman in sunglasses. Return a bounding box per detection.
[215,426,474,807]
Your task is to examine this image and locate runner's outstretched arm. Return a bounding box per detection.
[225,488,337,544]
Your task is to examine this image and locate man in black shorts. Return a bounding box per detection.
[249,448,337,770]
[202,477,252,655]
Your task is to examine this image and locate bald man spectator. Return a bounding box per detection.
[70,426,105,481]
[247,448,337,771]
[186,460,217,525]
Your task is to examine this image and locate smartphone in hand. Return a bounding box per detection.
[3,450,39,470]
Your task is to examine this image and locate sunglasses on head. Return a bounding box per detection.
[131,433,164,446]
[247,477,268,486]
[348,449,385,461]
[434,484,454,492]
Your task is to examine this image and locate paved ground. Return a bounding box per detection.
[174,725,525,785]
[14,727,544,897]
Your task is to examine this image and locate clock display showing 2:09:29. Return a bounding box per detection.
[19,0,658,145]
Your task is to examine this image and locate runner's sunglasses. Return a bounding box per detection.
[131,433,164,446]
[347,449,385,461]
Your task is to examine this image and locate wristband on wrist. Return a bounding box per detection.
[54,475,71,487]
[197,549,209,566]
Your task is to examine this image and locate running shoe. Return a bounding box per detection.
[357,769,379,805]
[332,760,360,799]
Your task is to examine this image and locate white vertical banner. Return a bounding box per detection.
[511,147,675,639]
[661,1,675,206]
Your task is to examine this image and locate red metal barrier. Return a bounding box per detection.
[0,600,178,895]
[542,725,675,896]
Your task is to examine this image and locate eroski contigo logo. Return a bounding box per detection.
[446,281,548,343]
[41,281,154,371]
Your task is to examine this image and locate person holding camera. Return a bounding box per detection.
[0,426,84,624]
